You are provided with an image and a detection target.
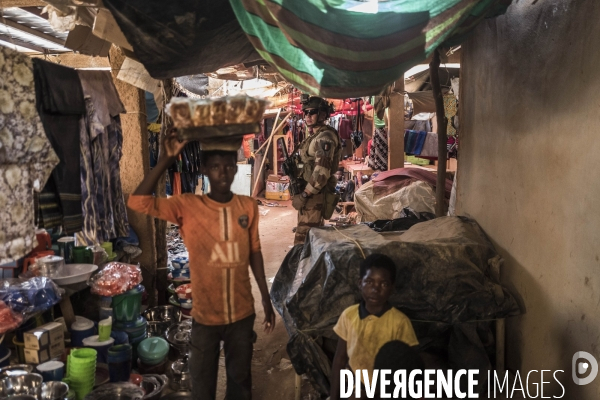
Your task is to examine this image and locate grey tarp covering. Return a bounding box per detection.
[271,217,521,396]
[102,0,260,79]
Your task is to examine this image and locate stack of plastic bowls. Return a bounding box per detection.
[82,336,115,365]
[171,257,190,280]
[107,344,132,383]
[65,348,96,400]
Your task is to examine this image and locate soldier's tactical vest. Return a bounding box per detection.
[298,125,341,190]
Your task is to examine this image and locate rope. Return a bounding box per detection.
[332,226,365,259]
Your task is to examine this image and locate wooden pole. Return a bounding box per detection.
[387,77,405,170]
[155,79,171,306]
[251,110,291,196]
[430,49,448,217]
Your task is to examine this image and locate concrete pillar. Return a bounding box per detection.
[387,77,405,170]
[109,46,157,305]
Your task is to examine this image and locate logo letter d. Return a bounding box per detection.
[572,351,599,385]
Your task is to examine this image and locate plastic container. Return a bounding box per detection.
[137,337,169,366]
[98,317,112,342]
[107,345,132,383]
[70,317,95,347]
[111,285,144,323]
[82,335,115,364]
[36,360,64,382]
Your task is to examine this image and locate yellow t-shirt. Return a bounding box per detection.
[333,303,419,381]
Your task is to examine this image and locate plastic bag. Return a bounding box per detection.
[0,277,64,333]
[88,262,142,297]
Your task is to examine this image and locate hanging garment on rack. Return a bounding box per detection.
[444,94,457,136]
[148,123,161,168]
[420,132,438,158]
[0,47,59,264]
[404,130,428,155]
[338,118,353,140]
[33,58,86,234]
[368,128,388,171]
[77,70,129,245]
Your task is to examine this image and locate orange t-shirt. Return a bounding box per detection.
[127,194,261,325]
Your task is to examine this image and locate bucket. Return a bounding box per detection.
[111,285,144,323]
[70,317,95,348]
[82,335,115,365]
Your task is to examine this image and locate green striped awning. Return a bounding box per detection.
[229,0,510,98]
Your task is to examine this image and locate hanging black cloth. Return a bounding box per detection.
[33,59,86,234]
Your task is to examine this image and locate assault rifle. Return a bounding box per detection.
[278,137,305,196]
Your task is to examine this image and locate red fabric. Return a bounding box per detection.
[242,134,254,158]
[372,168,453,199]
[367,139,373,157]
[173,172,182,195]
[338,119,353,140]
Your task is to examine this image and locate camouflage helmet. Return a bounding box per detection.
[301,96,334,117]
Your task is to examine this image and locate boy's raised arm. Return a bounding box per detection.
[133,129,187,195]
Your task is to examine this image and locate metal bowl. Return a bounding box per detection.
[140,374,167,400]
[0,395,37,400]
[39,381,69,400]
[161,391,192,400]
[146,321,170,338]
[83,383,144,400]
[0,373,43,396]
[142,306,181,325]
[0,365,35,378]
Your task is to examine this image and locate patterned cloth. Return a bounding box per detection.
[0,47,59,264]
[78,70,128,245]
[368,127,388,171]
[444,94,458,136]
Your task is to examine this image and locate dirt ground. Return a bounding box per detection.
[215,198,321,400]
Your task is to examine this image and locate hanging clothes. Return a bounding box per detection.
[444,94,457,136]
[0,47,59,264]
[338,117,353,140]
[33,58,86,234]
[148,123,161,168]
[77,70,129,245]
[368,128,388,171]
[420,132,438,158]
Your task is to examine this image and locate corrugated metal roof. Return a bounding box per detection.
[0,7,70,54]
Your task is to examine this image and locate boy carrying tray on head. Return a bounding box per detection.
[330,254,419,400]
[128,130,276,400]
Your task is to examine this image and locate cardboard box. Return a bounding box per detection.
[65,25,112,57]
[24,322,64,350]
[24,341,64,365]
[266,175,290,201]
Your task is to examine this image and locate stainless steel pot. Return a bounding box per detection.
[35,256,65,278]
[0,365,35,378]
[39,381,69,400]
[0,373,43,397]
[169,360,191,392]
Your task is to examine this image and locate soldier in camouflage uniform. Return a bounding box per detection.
[292,96,341,245]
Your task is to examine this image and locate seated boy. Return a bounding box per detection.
[374,341,425,400]
[127,131,276,400]
[330,254,418,400]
